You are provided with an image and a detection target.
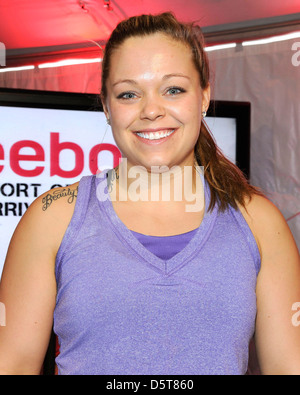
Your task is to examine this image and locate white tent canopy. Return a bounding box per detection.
[0,0,300,66]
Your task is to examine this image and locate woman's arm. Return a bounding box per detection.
[0,185,78,374]
[242,195,300,375]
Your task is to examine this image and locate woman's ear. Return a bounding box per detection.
[100,94,110,123]
[202,84,211,114]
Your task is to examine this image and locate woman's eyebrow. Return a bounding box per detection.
[112,79,137,87]
[162,73,191,81]
[112,73,191,87]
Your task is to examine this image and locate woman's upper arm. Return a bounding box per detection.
[0,186,76,374]
[244,194,300,375]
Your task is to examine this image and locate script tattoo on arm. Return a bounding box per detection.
[42,186,78,211]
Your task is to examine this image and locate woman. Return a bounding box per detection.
[0,13,299,375]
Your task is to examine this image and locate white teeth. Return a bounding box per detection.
[136,130,175,140]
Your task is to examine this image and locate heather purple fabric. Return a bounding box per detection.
[130,228,198,261]
[54,170,261,375]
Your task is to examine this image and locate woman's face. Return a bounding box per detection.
[103,33,210,171]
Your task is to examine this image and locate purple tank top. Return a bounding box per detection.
[54,170,261,375]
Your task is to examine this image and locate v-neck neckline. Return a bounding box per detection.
[95,170,217,276]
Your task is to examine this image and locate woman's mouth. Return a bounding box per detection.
[134,129,176,143]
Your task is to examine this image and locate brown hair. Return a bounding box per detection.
[100,12,262,212]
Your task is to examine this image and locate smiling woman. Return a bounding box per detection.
[101,33,206,174]
[0,12,299,376]
[100,13,259,213]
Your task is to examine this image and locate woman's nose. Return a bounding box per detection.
[139,94,166,121]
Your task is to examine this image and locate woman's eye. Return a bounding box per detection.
[117,92,136,100]
[166,87,186,96]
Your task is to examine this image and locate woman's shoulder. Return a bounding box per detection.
[28,182,79,217]
[238,192,298,260]
[240,192,288,230]
[14,182,80,255]
[38,182,80,214]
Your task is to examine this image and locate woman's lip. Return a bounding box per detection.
[134,128,176,133]
[133,128,177,145]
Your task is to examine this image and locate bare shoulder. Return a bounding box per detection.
[238,192,299,261]
[30,182,79,243]
[239,192,287,229]
[35,182,78,209]
[9,182,80,257]
[38,182,79,219]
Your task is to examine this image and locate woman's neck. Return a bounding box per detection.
[108,158,205,213]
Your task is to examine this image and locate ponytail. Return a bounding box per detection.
[194,121,262,212]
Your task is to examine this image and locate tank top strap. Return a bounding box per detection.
[229,205,261,276]
[55,175,95,278]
